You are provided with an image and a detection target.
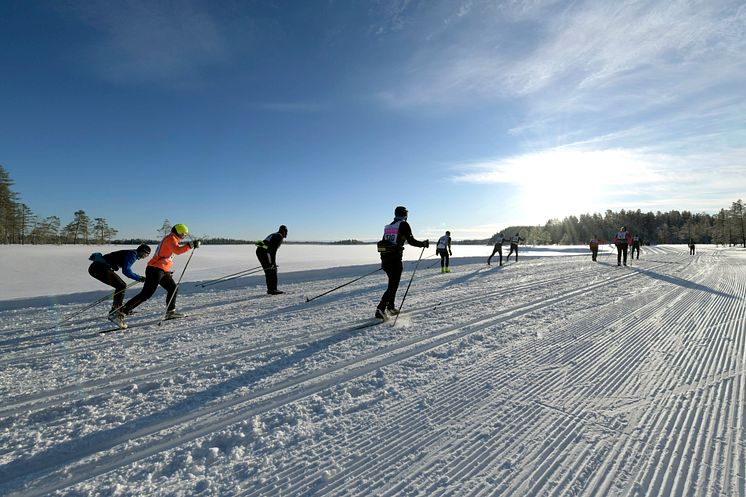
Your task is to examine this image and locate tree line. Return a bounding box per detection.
[488,203,746,247]
[2,164,744,246]
[0,165,118,244]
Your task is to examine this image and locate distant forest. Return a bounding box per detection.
[1,164,744,246]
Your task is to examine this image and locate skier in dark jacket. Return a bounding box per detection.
[256,225,287,295]
[689,239,696,255]
[507,233,524,262]
[88,244,150,326]
[436,231,452,273]
[487,233,504,266]
[376,206,428,320]
[630,235,642,260]
[613,226,633,266]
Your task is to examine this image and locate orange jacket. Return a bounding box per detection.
[147,233,190,272]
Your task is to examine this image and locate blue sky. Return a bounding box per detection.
[1,0,745,241]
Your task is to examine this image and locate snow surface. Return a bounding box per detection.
[1,244,744,496]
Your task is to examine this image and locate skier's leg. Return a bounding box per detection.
[122,266,161,313]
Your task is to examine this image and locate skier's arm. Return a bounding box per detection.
[121,252,144,281]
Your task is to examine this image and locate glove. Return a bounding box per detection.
[449,251,452,256]
[138,276,146,282]
[424,240,429,248]
[192,240,201,249]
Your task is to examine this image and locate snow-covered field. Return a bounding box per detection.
[1,244,744,496]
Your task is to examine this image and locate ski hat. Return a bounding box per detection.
[136,244,151,256]
[394,206,408,218]
[172,224,188,236]
[445,231,450,236]
[620,226,626,231]
[278,225,288,237]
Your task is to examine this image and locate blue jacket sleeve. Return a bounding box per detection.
[121,251,143,281]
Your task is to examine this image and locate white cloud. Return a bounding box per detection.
[450,145,746,221]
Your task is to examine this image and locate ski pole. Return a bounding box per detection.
[197,266,264,288]
[56,280,140,326]
[393,246,426,326]
[305,267,383,303]
[158,246,197,326]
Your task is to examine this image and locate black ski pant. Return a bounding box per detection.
[590,247,598,262]
[378,256,403,311]
[122,266,177,314]
[88,262,127,310]
[631,244,640,259]
[256,248,278,293]
[616,243,628,266]
[437,249,450,268]
[487,244,502,265]
[690,245,695,255]
[507,243,518,261]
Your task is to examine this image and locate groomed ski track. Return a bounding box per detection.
[0,245,744,496]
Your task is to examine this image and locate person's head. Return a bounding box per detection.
[172,224,188,238]
[621,226,626,231]
[394,206,408,219]
[515,232,519,236]
[278,225,288,238]
[136,244,151,260]
[445,231,450,236]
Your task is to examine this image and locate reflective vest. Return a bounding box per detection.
[437,236,449,250]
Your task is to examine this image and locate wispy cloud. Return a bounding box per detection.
[450,144,746,220]
[69,0,228,86]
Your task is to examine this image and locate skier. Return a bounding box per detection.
[487,233,504,266]
[119,224,199,327]
[436,231,452,273]
[689,239,696,255]
[630,234,642,260]
[612,226,633,266]
[507,232,524,262]
[589,236,600,262]
[256,225,288,295]
[375,206,428,320]
[89,244,151,327]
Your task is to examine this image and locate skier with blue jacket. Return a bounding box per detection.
[88,244,151,326]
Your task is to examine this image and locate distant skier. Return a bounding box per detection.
[487,233,504,266]
[630,234,642,260]
[507,233,524,262]
[689,239,696,255]
[375,206,428,320]
[256,225,288,295]
[89,244,150,327]
[436,231,452,273]
[612,226,633,266]
[589,236,600,262]
[120,224,199,327]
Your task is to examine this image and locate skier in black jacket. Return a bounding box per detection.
[88,244,150,325]
[376,206,428,320]
[256,225,287,295]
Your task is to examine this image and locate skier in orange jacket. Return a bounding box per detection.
[119,224,200,327]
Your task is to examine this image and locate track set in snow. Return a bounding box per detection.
[0,245,744,496]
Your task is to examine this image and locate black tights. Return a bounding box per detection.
[122,266,177,313]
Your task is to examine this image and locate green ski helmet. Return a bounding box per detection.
[172,224,189,236]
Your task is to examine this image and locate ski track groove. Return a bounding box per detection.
[1,258,651,496]
[2,247,745,496]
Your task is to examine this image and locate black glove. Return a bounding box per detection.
[424,240,429,248]
[138,276,146,282]
[193,240,201,249]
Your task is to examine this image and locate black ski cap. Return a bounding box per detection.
[137,244,151,255]
[395,206,408,217]
[279,225,288,237]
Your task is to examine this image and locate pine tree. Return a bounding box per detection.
[159,219,171,238]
